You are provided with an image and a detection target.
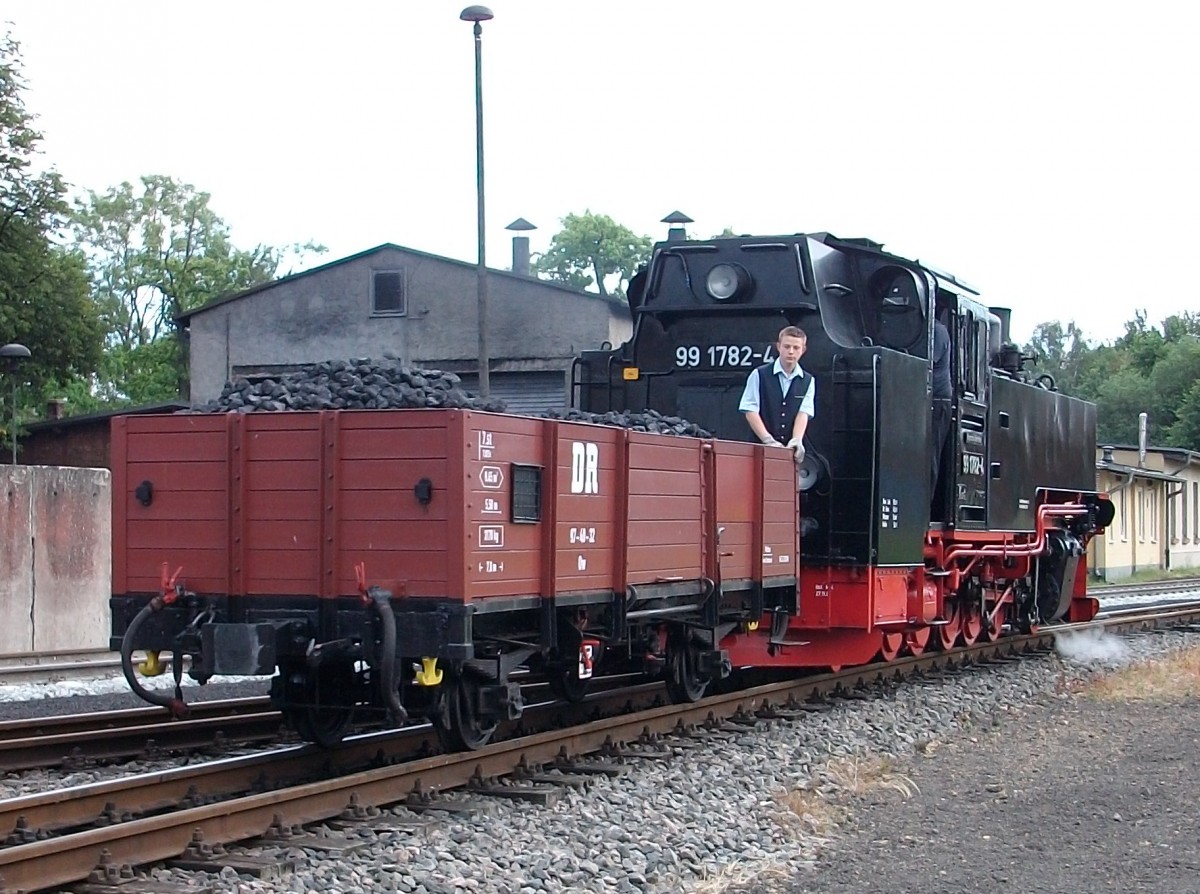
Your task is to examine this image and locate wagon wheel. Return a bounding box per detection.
[548,665,591,704]
[960,603,984,647]
[665,633,709,703]
[937,602,962,650]
[904,627,932,657]
[877,631,905,662]
[434,673,499,752]
[283,663,356,747]
[291,703,355,748]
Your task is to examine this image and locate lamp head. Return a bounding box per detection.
[460,5,494,22]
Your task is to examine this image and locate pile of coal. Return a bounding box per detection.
[540,407,711,438]
[187,358,507,414]
[187,357,710,438]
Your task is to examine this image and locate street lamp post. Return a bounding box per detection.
[0,343,31,465]
[460,4,494,399]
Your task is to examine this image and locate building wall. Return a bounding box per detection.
[1091,450,1174,581]
[187,247,632,404]
[0,465,111,654]
[18,421,110,469]
[1166,456,1200,571]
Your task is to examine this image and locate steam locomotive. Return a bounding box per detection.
[576,231,1113,668]
[110,230,1111,749]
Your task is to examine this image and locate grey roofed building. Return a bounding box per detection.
[177,242,633,413]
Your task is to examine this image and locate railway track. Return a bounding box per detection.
[0,581,1189,772]
[0,579,1188,774]
[0,697,281,772]
[1090,576,1200,600]
[1,601,1197,892]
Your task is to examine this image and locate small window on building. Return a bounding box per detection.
[1119,489,1128,541]
[510,464,542,523]
[372,269,406,315]
[1150,489,1158,543]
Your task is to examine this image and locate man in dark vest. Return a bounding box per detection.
[738,326,815,464]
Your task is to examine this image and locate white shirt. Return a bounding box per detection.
[738,359,816,419]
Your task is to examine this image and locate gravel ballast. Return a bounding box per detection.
[9,627,1197,893]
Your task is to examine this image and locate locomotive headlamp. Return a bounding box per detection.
[705,263,751,302]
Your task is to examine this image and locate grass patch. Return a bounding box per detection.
[1089,567,1200,587]
[689,856,794,894]
[776,754,919,836]
[1081,645,1200,701]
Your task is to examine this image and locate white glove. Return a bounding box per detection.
[787,437,805,463]
[760,434,784,447]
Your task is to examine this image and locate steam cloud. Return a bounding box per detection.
[1054,626,1131,665]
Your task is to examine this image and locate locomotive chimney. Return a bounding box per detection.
[989,306,1012,346]
[661,210,693,243]
[506,217,536,276]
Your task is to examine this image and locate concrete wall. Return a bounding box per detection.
[0,466,111,654]
[187,246,633,404]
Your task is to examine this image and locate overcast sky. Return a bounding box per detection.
[6,0,1198,344]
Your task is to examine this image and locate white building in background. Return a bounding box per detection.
[1091,445,1199,580]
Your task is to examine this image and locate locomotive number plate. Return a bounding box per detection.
[961,453,985,476]
[675,344,776,369]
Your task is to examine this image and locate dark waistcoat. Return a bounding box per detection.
[757,362,812,442]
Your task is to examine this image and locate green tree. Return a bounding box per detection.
[533,211,651,298]
[1022,320,1092,395]
[72,175,323,401]
[1113,311,1166,375]
[1094,366,1157,446]
[1166,380,1200,448]
[0,33,104,414]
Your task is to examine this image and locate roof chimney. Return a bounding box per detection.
[46,398,66,421]
[1101,445,1114,464]
[661,210,693,243]
[506,217,536,276]
[1138,413,1148,467]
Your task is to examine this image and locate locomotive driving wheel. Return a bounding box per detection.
[937,603,962,650]
[904,627,932,656]
[960,603,984,646]
[877,632,905,662]
[982,603,1008,642]
[434,672,499,752]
